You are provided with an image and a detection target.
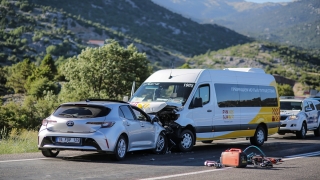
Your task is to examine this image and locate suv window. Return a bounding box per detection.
[53,105,110,118]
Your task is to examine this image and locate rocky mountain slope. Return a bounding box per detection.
[151,0,320,49]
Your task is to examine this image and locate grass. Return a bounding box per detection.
[0,127,38,155]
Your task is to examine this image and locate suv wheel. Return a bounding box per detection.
[314,124,320,137]
[41,149,60,157]
[178,129,194,152]
[296,122,307,139]
[250,126,265,146]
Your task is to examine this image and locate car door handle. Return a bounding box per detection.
[207,110,212,112]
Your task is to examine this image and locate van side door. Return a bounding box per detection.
[189,84,214,139]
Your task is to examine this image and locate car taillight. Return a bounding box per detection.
[42,119,57,126]
[86,121,115,128]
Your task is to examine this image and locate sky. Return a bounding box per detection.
[245,0,292,3]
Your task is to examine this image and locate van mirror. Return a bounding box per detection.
[190,97,203,108]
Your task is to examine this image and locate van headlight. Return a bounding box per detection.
[287,115,299,120]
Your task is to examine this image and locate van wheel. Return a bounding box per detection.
[201,140,213,144]
[111,135,127,161]
[314,124,320,137]
[41,149,60,157]
[296,122,307,139]
[178,129,194,152]
[250,126,265,146]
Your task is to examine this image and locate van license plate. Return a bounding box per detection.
[56,137,80,144]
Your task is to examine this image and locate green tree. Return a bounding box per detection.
[0,65,7,94]
[6,59,35,93]
[178,63,191,69]
[25,54,58,97]
[277,84,294,96]
[60,40,151,101]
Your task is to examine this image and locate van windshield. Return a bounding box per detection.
[129,82,195,105]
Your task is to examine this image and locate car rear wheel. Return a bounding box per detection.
[296,122,307,139]
[178,129,194,152]
[250,126,265,146]
[41,149,60,157]
[152,132,167,154]
[111,135,127,161]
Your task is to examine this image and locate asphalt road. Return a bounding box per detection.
[1,133,320,180]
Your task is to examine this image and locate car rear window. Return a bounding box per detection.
[53,105,111,118]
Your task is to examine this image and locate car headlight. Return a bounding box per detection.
[287,115,299,120]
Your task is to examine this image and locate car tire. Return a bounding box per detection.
[250,126,265,146]
[111,135,127,161]
[314,124,320,137]
[201,140,213,144]
[178,129,194,152]
[152,132,168,154]
[296,122,307,139]
[41,149,60,157]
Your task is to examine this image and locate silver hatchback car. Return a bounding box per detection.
[38,99,167,160]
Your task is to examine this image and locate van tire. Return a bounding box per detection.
[250,126,265,146]
[296,122,307,139]
[178,129,194,152]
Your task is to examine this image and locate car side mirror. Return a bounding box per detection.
[150,116,159,124]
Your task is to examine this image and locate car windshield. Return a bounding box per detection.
[129,82,195,105]
[280,101,302,110]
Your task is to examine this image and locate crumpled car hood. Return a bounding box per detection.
[129,102,181,113]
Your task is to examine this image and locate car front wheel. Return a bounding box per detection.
[153,132,167,154]
[41,149,60,157]
[178,129,194,152]
[111,135,127,161]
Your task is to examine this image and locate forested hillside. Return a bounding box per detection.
[187,42,320,90]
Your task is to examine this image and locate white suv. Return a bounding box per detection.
[278,97,320,138]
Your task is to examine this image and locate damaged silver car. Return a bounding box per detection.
[38,99,167,160]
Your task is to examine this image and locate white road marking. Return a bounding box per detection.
[139,151,320,180]
[0,158,49,163]
[139,167,232,180]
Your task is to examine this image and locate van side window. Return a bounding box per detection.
[215,84,240,107]
[215,84,278,108]
[191,84,210,106]
[259,86,278,107]
[238,85,261,107]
